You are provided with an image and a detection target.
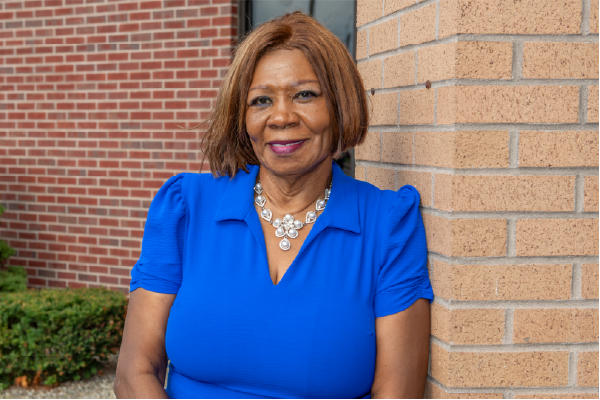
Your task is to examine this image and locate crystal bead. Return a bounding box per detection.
[324,188,330,199]
[275,227,285,237]
[273,218,282,228]
[306,211,316,224]
[316,199,326,211]
[283,214,294,223]
[254,182,263,194]
[279,238,290,251]
[255,195,266,207]
[260,209,272,221]
[293,220,303,229]
[288,228,298,238]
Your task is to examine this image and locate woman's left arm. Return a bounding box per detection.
[371,298,431,399]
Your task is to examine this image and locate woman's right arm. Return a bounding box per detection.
[114,288,176,399]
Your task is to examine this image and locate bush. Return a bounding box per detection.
[0,266,27,293]
[0,288,127,390]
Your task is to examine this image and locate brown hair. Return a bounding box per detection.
[191,11,369,178]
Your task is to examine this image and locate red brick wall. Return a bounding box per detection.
[0,0,238,293]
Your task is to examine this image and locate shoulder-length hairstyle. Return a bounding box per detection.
[197,11,369,178]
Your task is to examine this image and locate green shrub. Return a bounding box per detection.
[0,266,27,293]
[0,288,127,390]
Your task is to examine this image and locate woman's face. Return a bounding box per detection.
[245,49,333,179]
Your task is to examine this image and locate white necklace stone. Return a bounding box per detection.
[254,179,332,251]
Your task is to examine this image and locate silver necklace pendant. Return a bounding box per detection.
[255,178,332,251]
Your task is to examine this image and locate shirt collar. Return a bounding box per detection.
[213,161,360,234]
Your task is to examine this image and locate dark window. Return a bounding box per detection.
[238,0,357,177]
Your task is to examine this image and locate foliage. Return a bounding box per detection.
[0,266,27,293]
[0,204,17,266]
[0,288,127,390]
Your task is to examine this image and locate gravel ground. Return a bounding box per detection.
[0,355,118,399]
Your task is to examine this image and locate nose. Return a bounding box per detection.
[267,98,299,130]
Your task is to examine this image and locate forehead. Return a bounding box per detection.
[250,49,319,87]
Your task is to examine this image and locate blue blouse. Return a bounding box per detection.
[130,161,433,399]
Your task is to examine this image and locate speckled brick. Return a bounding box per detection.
[430,261,572,301]
[424,382,503,399]
[516,219,599,256]
[439,0,581,38]
[369,92,398,125]
[383,51,415,88]
[367,167,395,190]
[369,18,398,55]
[356,0,382,26]
[418,41,512,82]
[422,213,452,256]
[591,0,599,34]
[354,131,380,161]
[385,0,416,15]
[415,131,509,169]
[381,131,413,164]
[523,43,599,79]
[400,3,435,46]
[358,59,382,90]
[431,303,504,345]
[582,264,599,300]
[513,309,599,344]
[438,86,579,124]
[399,88,434,125]
[434,175,575,212]
[357,30,368,60]
[397,170,431,205]
[355,165,366,181]
[514,394,599,399]
[588,86,599,123]
[578,351,599,387]
[431,344,569,388]
[584,176,599,212]
[519,131,599,168]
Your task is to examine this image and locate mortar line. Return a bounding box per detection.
[434,0,440,40]
[426,252,600,266]
[506,219,516,257]
[430,335,599,353]
[581,85,589,124]
[508,130,519,168]
[568,351,578,386]
[575,174,585,212]
[414,48,418,85]
[582,0,591,35]
[420,207,599,220]
[431,173,435,208]
[433,296,599,310]
[502,309,514,344]
[411,131,415,164]
[365,122,599,133]
[572,263,583,300]
[513,40,524,81]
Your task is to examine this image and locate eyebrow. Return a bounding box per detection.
[248,79,320,92]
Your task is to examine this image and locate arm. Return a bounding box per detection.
[114,288,176,399]
[371,298,431,399]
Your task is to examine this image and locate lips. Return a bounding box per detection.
[268,140,306,155]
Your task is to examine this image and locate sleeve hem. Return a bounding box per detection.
[130,282,180,295]
[374,289,434,319]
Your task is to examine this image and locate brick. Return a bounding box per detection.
[438,86,579,124]
[385,0,416,15]
[588,86,599,123]
[355,165,366,181]
[439,0,581,38]
[400,4,435,46]
[434,175,575,212]
[356,0,382,26]
[381,131,412,164]
[418,42,512,82]
[514,394,599,399]
[591,0,599,34]
[430,261,572,301]
[358,59,382,90]
[369,18,398,55]
[424,382,503,399]
[519,131,599,168]
[354,131,380,161]
[582,264,599,300]
[397,171,431,206]
[423,214,506,257]
[366,167,395,190]
[523,43,599,79]
[431,303,504,345]
[357,30,367,60]
[383,51,415,88]
[513,309,599,344]
[516,219,599,256]
[431,344,569,388]
[370,92,397,125]
[415,131,509,169]
[578,351,599,387]
[584,176,599,212]
[399,88,434,125]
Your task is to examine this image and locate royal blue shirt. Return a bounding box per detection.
[130,161,434,399]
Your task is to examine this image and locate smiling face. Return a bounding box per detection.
[245,49,334,179]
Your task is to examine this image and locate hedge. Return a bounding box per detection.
[0,288,127,390]
[0,266,27,293]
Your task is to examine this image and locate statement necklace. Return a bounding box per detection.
[254,179,332,251]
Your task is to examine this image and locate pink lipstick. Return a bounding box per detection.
[268,140,305,155]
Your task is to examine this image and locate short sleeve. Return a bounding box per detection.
[374,185,434,318]
[130,173,187,294]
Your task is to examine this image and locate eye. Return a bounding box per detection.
[250,96,271,106]
[294,90,318,100]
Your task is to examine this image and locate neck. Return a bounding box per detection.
[258,157,333,215]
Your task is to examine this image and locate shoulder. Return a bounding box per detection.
[354,179,420,218]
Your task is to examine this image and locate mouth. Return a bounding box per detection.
[267,140,306,155]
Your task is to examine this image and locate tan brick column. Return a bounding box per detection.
[355,0,599,397]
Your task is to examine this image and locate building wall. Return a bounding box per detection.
[0,0,237,293]
[354,0,599,397]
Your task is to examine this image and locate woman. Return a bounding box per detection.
[114,11,433,399]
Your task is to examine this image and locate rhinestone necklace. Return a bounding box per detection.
[254,178,332,251]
